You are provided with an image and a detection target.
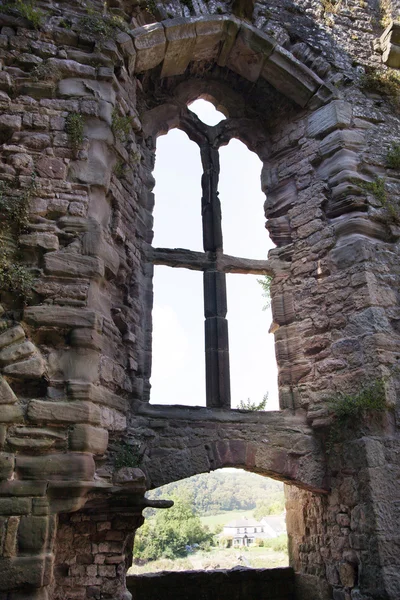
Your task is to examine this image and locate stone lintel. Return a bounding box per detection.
[131,23,166,73]
[161,18,197,78]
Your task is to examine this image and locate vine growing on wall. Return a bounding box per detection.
[0,175,36,300]
[326,373,395,453]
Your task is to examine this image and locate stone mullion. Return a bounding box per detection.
[204,270,231,409]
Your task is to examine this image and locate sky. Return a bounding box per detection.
[150,100,279,410]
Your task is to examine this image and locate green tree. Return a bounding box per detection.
[253,498,285,520]
[134,493,213,561]
[257,275,272,310]
[237,393,268,411]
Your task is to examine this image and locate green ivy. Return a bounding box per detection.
[361,68,400,113]
[0,246,34,300]
[78,9,128,40]
[114,441,141,469]
[112,109,133,143]
[1,0,44,29]
[326,378,387,452]
[387,142,400,170]
[362,177,399,224]
[65,113,84,151]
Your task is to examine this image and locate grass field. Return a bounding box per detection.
[129,544,288,574]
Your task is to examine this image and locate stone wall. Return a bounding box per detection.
[0,0,399,599]
[127,567,295,600]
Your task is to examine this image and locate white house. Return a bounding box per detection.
[219,515,286,548]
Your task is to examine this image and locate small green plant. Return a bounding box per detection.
[0,246,34,300]
[321,0,342,13]
[361,68,400,112]
[257,275,272,310]
[112,109,133,142]
[362,177,400,223]
[237,393,268,411]
[114,441,141,469]
[0,173,36,234]
[113,159,126,179]
[145,0,157,14]
[182,0,194,11]
[65,113,84,150]
[1,0,44,29]
[326,378,387,452]
[387,142,400,169]
[31,61,62,83]
[379,0,392,27]
[78,9,128,40]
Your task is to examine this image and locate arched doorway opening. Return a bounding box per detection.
[130,468,288,574]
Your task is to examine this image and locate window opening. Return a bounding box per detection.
[152,128,203,251]
[150,267,205,406]
[130,469,287,574]
[151,100,275,409]
[219,139,271,259]
[188,99,226,126]
[227,274,279,411]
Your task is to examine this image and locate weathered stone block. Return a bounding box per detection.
[28,400,101,426]
[131,23,166,72]
[0,405,24,423]
[3,356,46,380]
[0,327,25,350]
[161,18,196,78]
[0,377,16,404]
[193,17,225,62]
[16,453,95,481]
[44,252,104,279]
[24,306,102,331]
[307,100,352,138]
[227,24,275,82]
[0,498,30,516]
[262,46,322,107]
[0,554,53,590]
[19,232,59,251]
[0,453,14,480]
[70,425,108,454]
[18,516,49,553]
[0,341,36,367]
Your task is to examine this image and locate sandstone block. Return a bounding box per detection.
[16,453,95,481]
[262,46,321,107]
[36,156,66,180]
[0,498,30,516]
[28,400,101,426]
[0,554,53,590]
[4,515,19,557]
[0,405,24,423]
[19,232,59,251]
[47,58,96,78]
[0,341,36,366]
[0,377,17,404]
[45,252,104,279]
[24,306,102,330]
[70,425,108,454]
[0,453,14,480]
[307,100,352,138]
[227,24,275,82]
[18,516,49,553]
[217,17,240,67]
[3,356,46,380]
[161,18,196,78]
[132,23,166,72]
[0,326,25,350]
[193,17,225,61]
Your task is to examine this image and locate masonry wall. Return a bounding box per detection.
[0,0,399,599]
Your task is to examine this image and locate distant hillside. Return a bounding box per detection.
[147,469,284,515]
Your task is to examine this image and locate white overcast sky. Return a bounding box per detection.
[150,100,279,410]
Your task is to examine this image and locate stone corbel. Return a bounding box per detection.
[378,21,400,68]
